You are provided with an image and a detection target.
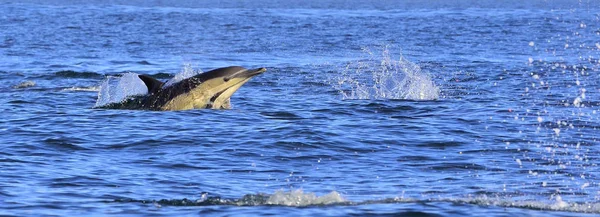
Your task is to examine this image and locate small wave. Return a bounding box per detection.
[63,26,82,30]
[48,64,70,69]
[8,100,33,104]
[126,41,144,45]
[12,80,35,89]
[137,60,153,65]
[43,138,89,151]
[260,111,304,120]
[332,46,440,100]
[55,70,104,79]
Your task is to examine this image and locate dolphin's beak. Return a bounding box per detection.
[225,67,266,81]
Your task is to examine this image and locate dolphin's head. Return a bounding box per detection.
[201,66,267,109]
[159,66,267,110]
[222,67,267,82]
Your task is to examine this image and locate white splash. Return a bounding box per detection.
[333,46,440,100]
[163,63,203,88]
[94,72,147,107]
[265,190,345,206]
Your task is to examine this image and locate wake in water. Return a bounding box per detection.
[332,46,440,100]
[115,190,600,214]
[116,190,346,207]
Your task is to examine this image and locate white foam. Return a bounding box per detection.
[265,190,345,206]
[254,191,600,213]
[62,86,99,92]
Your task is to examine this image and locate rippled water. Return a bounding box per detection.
[2,0,600,216]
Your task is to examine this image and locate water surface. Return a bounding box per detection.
[1,0,600,216]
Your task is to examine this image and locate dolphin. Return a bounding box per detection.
[98,66,266,111]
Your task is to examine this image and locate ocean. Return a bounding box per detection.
[1,0,600,216]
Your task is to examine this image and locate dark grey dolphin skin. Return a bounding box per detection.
[98,66,266,111]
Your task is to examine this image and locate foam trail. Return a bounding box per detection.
[449,194,600,213]
[62,86,99,92]
[117,191,600,213]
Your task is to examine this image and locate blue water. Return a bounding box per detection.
[2,0,600,216]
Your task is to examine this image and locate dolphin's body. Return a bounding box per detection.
[98,66,266,111]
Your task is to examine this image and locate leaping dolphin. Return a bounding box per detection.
[98,66,266,111]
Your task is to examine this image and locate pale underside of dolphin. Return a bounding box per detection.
[98,66,266,111]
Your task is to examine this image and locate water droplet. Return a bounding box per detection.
[573,97,582,107]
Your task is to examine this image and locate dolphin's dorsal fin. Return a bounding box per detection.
[138,74,164,94]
